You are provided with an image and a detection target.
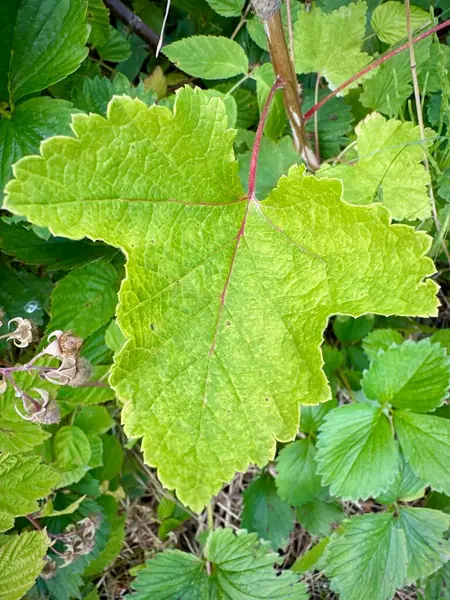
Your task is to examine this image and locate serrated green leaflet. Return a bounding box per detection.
[242,473,293,550]
[0,97,74,198]
[87,0,110,47]
[362,339,450,412]
[394,411,450,495]
[0,412,50,455]
[362,328,404,362]
[205,0,245,17]
[1,0,90,104]
[132,528,306,599]
[4,87,439,510]
[96,25,131,63]
[47,260,119,339]
[0,530,49,600]
[398,507,450,583]
[163,36,248,79]
[371,1,430,45]
[276,438,324,507]
[293,1,372,93]
[0,454,59,532]
[297,498,344,537]
[319,113,433,221]
[316,403,398,500]
[376,453,426,504]
[53,425,92,471]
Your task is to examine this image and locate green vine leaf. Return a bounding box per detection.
[393,411,450,495]
[0,530,50,600]
[4,88,438,510]
[293,1,372,93]
[362,339,450,412]
[131,528,307,599]
[162,36,248,79]
[318,113,433,221]
[0,454,59,532]
[1,0,90,104]
[316,403,398,500]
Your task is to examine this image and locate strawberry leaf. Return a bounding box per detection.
[4,87,438,510]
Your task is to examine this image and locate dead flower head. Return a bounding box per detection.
[60,517,98,567]
[7,317,35,348]
[15,388,60,424]
[40,556,57,580]
[42,330,91,387]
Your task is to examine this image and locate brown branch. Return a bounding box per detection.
[104,0,159,50]
[262,7,319,170]
[304,17,450,121]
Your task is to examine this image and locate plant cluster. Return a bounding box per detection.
[1,0,450,599]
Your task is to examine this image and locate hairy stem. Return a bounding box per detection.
[248,78,284,199]
[104,0,159,50]
[264,10,319,170]
[304,17,450,121]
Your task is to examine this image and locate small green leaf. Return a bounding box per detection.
[371,1,430,45]
[398,507,450,583]
[276,438,324,507]
[325,512,407,600]
[53,426,92,471]
[362,329,404,362]
[163,36,248,79]
[253,63,288,140]
[0,530,50,600]
[1,0,89,103]
[300,400,338,434]
[205,0,245,17]
[291,537,330,573]
[87,0,110,47]
[316,403,398,500]
[74,406,115,436]
[318,112,433,220]
[97,25,132,62]
[0,454,59,532]
[242,473,294,550]
[91,434,124,481]
[376,453,426,504]
[297,498,344,537]
[294,1,372,93]
[0,97,74,196]
[362,339,450,412]
[333,315,375,343]
[394,411,450,495]
[42,494,86,517]
[47,261,120,340]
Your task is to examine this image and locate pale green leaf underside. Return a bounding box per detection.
[4,87,438,511]
[0,530,50,600]
[371,1,430,45]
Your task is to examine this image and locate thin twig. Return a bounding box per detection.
[304,17,450,122]
[285,0,295,65]
[248,77,284,199]
[405,0,450,264]
[314,73,321,161]
[156,0,171,56]
[231,2,252,40]
[104,0,159,50]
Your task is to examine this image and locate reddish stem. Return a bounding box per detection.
[248,77,284,199]
[304,17,450,122]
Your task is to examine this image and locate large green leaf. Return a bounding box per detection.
[0,0,89,104]
[242,473,294,550]
[371,1,430,45]
[0,530,50,600]
[46,261,120,339]
[3,88,438,511]
[163,36,248,79]
[325,512,407,600]
[362,339,450,412]
[275,438,324,507]
[316,403,398,500]
[394,411,450,495]
[318,113,433,221]
[0,454,59,531]
[0,97,74,197]
[131,528,307,599]
[293,1,372,93]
